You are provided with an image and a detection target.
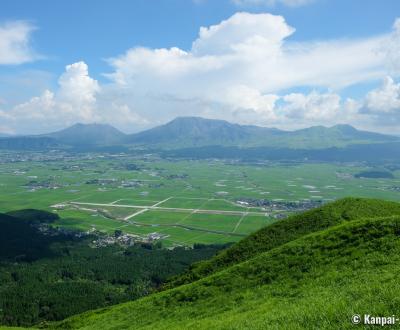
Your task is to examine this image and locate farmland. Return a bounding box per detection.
[1,150,400,246]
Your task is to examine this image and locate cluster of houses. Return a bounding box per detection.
[85,178,118,185]
[24,179,63,191]
[0,150,69,164]
[235,197,325,213]
[92,231,168,248]
[34,218,168,248]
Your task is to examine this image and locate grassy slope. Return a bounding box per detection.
[166,198,400,288]
[46,198,400,329]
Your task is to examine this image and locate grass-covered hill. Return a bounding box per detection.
[166,198,400,288]
[44,198,400,329]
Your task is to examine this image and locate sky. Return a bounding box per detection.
[0,0,399,135]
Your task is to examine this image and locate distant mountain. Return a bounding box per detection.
[283,124,396,149]
[0,123,126,150]
[128,117,398,149]
[0,117,397,151]
[0,136,59,150]
[127,116,283,147]
[45,123,126,146]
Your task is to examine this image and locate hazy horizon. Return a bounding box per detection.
[1,116,398,137]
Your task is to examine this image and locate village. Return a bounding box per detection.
[235,197,325,214]
[34,220,169,248]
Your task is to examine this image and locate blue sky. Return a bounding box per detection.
[0,0,399,134]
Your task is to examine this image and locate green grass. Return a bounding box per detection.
[132,210,191,225]
[167,198,400,287]
[45,198,400,329]
[55,210,122,233]
[179,213,242,232]
[235,214,275,234]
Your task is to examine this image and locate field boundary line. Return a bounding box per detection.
[232,209,249,233]
[124,208,149,221]
[175,198,211,225]
[151,197,173,208]
[110,199,123,205]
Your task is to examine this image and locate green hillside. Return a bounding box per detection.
[166,198,400,288]
[43,198,400,329]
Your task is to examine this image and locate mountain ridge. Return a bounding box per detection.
[127,117,398,149]
[0,117,398,150]
[44,123,126,146]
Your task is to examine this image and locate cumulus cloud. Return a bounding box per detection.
[3,13,400,134]
[57,62,100,121]
[108,11,385,96]
[0,21,39,65]
[13,90,56,120]
[192,12,294,56]
[2,61,150,133]
[363,76,400,114]
[11,62,99,124]
[102,12,391,129]
[281,91,341,121]
[219,85,279,120]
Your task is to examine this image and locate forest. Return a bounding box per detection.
[0,210,227,327]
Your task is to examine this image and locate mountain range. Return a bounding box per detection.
[0,117,398,150]
[128,117,397,149]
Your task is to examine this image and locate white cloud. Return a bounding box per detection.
[281,91,341,121]
[103,12,390,129]
[232,0,314,8]
[13,90,56,119]
[364,76,400,114]
[0,21,39,65]
[3,13,400,134]
[383,18,400,75]
[3,61,149,133]
[57,62,100,121]
[218,85,279,120]
[192,12,294,56]
[107,12,386,93]
[11,62,100,124]
[102,102,150,127]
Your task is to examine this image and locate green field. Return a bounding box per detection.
[1,152,400,246]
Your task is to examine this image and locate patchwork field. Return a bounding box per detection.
[1,151,400,246]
